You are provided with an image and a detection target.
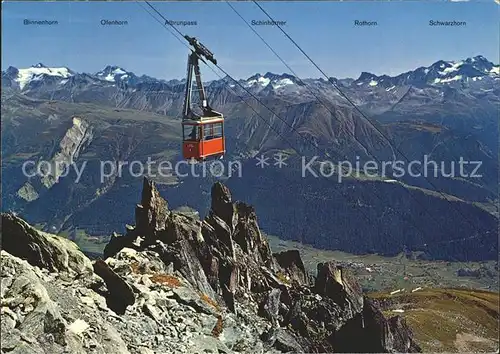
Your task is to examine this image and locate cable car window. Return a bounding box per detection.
[203,125,211,140]
[212,123,223,138]
[184,125,200,141]
[203,124,213,140]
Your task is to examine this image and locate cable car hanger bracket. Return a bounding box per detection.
[181,35,225,161]
[182,35,223,121]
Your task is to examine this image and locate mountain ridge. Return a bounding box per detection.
[0,177,422,353]
[2,55,498,92]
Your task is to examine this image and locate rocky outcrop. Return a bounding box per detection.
[1,251,130,354]
[16,117,93,201]
[0,177,421,353]
[102,177,421,352]
[210,182,235,229]
[93,259,135,314]
[315,261,364,315]
[333,299,420,353]
[274,250,309,286]
[136,177,170,236]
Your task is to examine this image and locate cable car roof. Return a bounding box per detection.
[181,116,224,125]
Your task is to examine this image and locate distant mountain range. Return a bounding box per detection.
[2,55,498,94]
[3,55,497,161]
[2,56,498,125]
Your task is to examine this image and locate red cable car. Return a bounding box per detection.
[181,36,225,161]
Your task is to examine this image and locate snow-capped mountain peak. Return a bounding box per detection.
[353,72,396,88]
[354,72,379,86]
[427,56,498,84]
[7,64,74,90]
[245,73,271,87]
[244,72,300,90]
[352,56,498,88]
[273,77,295,89]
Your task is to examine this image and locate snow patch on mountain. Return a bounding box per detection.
[434,75,462,84]
[96,66,129,82]
[102,74,114,82]
[273,78,295,89]
[14,64,73,90]
[244,73,299,92]
[439,61,463,75]
[246,76,271,87]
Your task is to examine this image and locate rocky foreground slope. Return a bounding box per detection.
[1,178,421,353]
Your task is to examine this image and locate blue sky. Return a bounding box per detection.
[2,1,499,81]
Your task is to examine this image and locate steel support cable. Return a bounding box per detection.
[137,2,297,154]
[139,1,332,177]
[137,0,402,241]
[142,1,357,180]
[139,3,348,173]
[136,2,193,110]
[225,1,375,162]
[223,1,486,265]
[251,0,488,240]
[138,1,483,269]
[139,1,483,265]
[227,2,491,269]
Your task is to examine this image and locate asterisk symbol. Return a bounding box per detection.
[274,153,288,168]
[256,154,270,168]
[209,161,224,176]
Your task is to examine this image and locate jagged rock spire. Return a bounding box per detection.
[210,182,235,230]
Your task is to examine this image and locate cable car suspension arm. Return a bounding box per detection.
[182,35,221,120]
